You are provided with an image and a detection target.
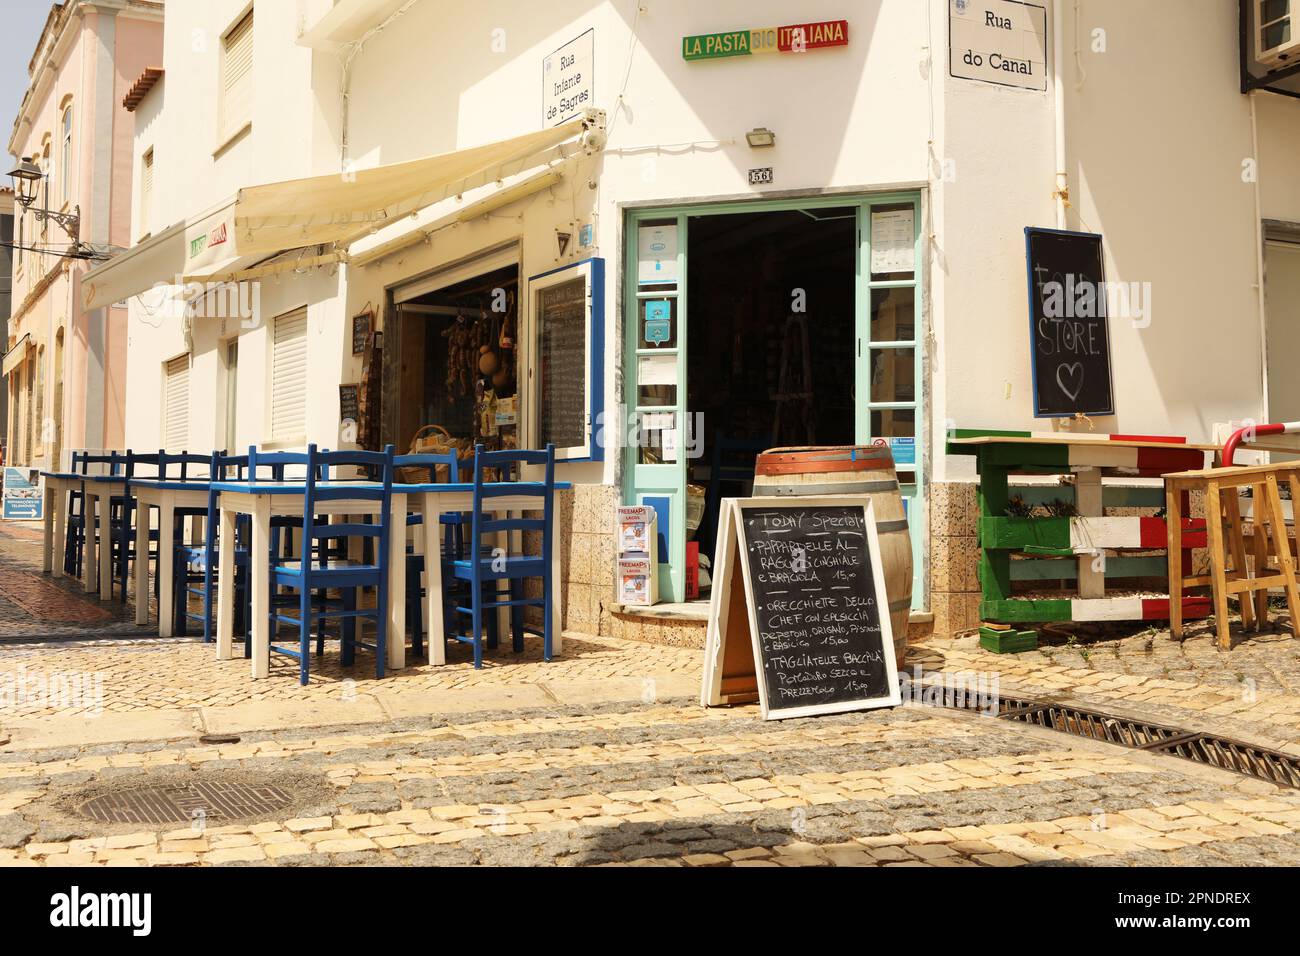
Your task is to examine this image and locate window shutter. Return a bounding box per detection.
[221,10,254,138]
[271,310,307,440]
[163,354,190,451]
[140,150,154,237]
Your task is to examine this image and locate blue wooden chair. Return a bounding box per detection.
[267,444,396,685]
[112,451,163,602]
[63,450,119,577]
[444,444,555,668]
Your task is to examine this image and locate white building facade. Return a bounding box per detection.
[86,0,1300,641]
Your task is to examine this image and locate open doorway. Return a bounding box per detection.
[385,263,521,457]
[686,207,858,562]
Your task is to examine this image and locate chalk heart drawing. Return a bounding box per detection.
[1056,362,1085,402]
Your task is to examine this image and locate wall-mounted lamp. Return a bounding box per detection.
[745,127,776,148]
[8,154,82,249]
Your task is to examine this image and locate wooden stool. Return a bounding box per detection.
[1165,462,1300,649]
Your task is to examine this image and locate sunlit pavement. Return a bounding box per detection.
[4,519,1300,867]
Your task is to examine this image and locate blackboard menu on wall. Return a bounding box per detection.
[736,502,899,717]
[536,276,587,450]
[1025,228,1115,417]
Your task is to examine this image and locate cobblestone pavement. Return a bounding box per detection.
[0,522,146,639]
[6,519,1300,867]
[0,635,699,717]
[917,619,1300,754]
[2,699,1298,867]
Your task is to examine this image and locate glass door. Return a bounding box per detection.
[624,214,689,602]
[857,195,924,609]
[625,194,925,608]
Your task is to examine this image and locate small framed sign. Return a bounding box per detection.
[748,167,774,186]
[351,310,373,355]
[338,384,361,423]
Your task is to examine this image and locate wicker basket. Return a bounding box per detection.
[397,425,470,483]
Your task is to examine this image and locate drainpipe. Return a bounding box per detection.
[337,0,420,174]
[1249,90,1269,431]
[1052,0,1067,228]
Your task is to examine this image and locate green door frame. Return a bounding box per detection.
[623,192,925,606]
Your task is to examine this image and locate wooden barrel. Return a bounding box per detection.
[753,445,912,666]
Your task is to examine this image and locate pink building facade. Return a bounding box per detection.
[2,0,163,468]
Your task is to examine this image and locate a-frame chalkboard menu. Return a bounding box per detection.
[701,496,901,720]
[1025,227,1115,418]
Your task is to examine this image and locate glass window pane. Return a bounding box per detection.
[869,202,915,281]
[871,408,915,437]
[638,295,678,349]
[870,348,915,403]
[870,287,915,342]
[637,353,677,407]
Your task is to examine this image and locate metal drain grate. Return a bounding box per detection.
[78,781,294,825]
[933,688,1300,790]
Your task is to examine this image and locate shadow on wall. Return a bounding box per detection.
[1064,0,1261,438]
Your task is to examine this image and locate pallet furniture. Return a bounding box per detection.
[1164,461,1300,649]
[948,431,1217,644]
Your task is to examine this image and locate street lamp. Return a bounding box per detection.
[8,155,81,246]
[8,156,41,207]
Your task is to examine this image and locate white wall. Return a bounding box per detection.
[338,0,931,486]
[120,0,1300,498]
[932,0,1285,482]
[125,0,338,454]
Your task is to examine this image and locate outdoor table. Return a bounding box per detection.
[38,471,82,579]
[947,432,1217,639]
[211,480,409,678]
[82,475,130,600]
[209,479,570,678]
[399,480,570,665]
[129,478,213,635]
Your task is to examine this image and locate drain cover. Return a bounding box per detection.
[78,781,294,825]
[931,687,1300,789]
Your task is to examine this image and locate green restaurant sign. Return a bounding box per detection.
[682,19,849,61]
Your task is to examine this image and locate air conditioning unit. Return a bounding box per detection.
[1256,0,1300,67]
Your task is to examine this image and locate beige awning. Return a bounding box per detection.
[81,220,187,311]
[231,113,593,256]
[83,114,599,310]
[2,334,33,377]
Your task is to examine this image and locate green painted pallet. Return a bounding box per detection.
[979,626,1038,654]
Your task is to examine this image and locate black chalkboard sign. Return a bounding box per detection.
[352,311,372,355]
[338,384,360,424]
[1025,228,1114,417]
[732,499,901,719]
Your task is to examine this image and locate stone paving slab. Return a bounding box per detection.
[0,524,148,640]
[2,699,1297,867]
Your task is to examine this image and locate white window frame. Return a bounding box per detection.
[222,337,239,452]
[162,353,191,451]
[524,259,598,460]
[218,7,254,148]
[60,106,73,205]
[139,147,154,241]
[268,308,308,446]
